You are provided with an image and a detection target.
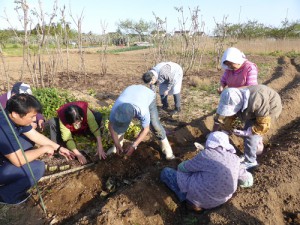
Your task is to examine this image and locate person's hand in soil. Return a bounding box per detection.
[72,149,87,164]
[116,144,124,154]
[95,147,107,160]
[125,145,135,156]
[43,145,55,157]
[58,147,76,161]
[95,136,106,160]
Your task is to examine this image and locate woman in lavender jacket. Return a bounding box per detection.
[160,131,253,211]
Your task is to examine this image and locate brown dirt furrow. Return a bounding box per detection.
[264,56,297,92]
[264,57,300,141]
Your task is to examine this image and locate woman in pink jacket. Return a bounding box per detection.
[218,47,258,94]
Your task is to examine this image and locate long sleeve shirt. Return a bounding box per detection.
[220,61,258,88]
[177,146,252,209]
[60,108,101,150]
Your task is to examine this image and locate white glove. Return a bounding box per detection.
[233,127,253,137]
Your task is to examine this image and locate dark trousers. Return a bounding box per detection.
[0,159,45,204]
[160,93,181,109]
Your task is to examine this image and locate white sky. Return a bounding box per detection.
[0,0,299,34]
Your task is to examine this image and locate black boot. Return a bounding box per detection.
[160,95,169,111]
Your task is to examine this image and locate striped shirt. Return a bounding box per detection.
[220,61,258,88]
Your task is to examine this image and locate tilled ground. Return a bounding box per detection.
[1,53,300,225]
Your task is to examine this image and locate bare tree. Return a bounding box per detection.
[149,13,170,64]
[14,0,31,81]
[70,7,87,83]
[60,5,70,81]
[0,46,10,90]
[99,20,108,76]
[175,6,205,74]
[213,15,230,70]
[31,0,58,87]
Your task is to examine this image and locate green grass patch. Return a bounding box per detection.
[98,46,149,54]
[33,87,76,119]
[33,88,141,152]
[259,50,300,58]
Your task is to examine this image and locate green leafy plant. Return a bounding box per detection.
[33,88,141,153]
[87,88,96,97]
[32,88,76,119]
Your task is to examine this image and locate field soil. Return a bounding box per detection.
[1,50,300,225]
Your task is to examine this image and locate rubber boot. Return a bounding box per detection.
[107,134,124,155]
[170,94,181,115]
[160,138,175,160]
[160,95,169,111]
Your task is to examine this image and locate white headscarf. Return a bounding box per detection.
[221,47,247,70]
[205,131,236,153]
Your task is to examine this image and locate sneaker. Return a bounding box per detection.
[241,160,258,170]
[0,193,32,205]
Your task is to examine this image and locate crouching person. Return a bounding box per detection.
[108,84,175,160]
[160,131,253,212]
[48,101,105,164]
[0,94,75,205]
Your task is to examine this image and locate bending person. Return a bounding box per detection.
[108,84,175,160]
[214,85,282,169]
[142,62,183,115]
[49,101,105,164]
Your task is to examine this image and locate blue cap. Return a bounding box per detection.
[113,103,134,134]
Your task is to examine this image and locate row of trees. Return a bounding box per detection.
[0,1,299,91]
[214,19,300,40]
[1,18,299,47]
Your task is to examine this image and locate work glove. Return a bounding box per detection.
[233,127,253,137]
[239,175,254,188]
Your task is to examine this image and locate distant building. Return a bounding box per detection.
[173,30,191,36]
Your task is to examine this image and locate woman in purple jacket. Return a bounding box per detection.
[160,131,253,212]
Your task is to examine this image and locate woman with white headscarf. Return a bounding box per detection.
[160,131,253,212]
[214,85,282,169]
[218,47,258,94]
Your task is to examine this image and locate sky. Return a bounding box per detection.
[0,0,300,35]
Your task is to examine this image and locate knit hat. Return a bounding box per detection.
[221,47,246,70]
[11,82,32,95]
[216,88,244,116]
[205,131,236,153]
[113,103,134,134]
